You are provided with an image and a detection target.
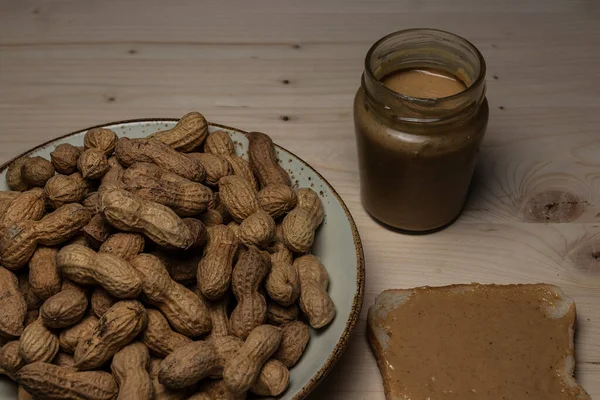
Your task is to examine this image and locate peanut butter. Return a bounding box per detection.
[354,88,488,231]
[382,68,466,99]
[376,285,586,399]
[354,29,489,232]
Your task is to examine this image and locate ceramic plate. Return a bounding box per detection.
[0,119,365,400]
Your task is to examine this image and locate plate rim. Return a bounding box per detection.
[0,118,365,400]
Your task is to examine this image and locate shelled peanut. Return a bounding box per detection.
[0,111,336,399]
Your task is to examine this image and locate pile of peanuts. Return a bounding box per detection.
[0,112,336,400]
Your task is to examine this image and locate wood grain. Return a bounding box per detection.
[1,0,599,398]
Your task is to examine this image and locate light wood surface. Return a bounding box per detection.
[1,0,599,398]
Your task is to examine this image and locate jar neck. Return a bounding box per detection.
[362,29,487,126]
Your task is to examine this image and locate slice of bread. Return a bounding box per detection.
[367,284,591,400]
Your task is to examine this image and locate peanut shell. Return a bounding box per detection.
[99,232,145,261]
[131,254,211,337]
[82,191,101,213]
[204,130,235,156]
[295,254,336,328]
[59,315,99,354]
[0,191,20,217]
[84,128,117,155]
[78,148,109,179]
[158,341,219,389]
[187,152,232,186]
[152,250,201,285]
[247,131,291,188]
[149,358,190,400]
[183,218,207,248]
[296,188,324,225]
[100,189,195,250]
[224,155,259,191]
[28,246,61,300]
[82,213,112,248]
[149,112,208,152]
[52,352,77,368]
[197,225,239,301]
[266,303,299,326]
[18,272,43,311]
[19,318,60,363]
[258,184,297,219]
[0,267,27,337]
[206,296,231,338]
[111,342,153,400]
[250,360,289,396]
[40,280,88,329]
[0,188,46,229]
[24,310,39,327]
[50,143,81,175]
[6,157,30,191]
[198,209,223,227]
[218,175,260,222]
[141,309,192,358]
[90,287,117,318]
[0,340,25,380]
[74,300,147,370]
[57,244,142,299]
[238,210,275,248]
[265,259,300,307]
[16,362,118,400]
[22,157,55,188]
[44,172,92,209]
[191,380,245,400]
[115,137,205,182]
[222,325,282,394]
[99,156,125,192]
[229,247,271,339]
[274,321,310,367]
[123,163,212,216]
[281,207,317,253]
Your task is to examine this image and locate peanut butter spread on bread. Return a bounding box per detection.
[368,284,590,400]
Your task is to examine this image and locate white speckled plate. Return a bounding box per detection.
[0,119,365,400]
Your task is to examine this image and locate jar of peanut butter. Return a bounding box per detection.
[354,29,488,232]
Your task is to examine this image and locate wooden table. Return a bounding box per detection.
[1,0,599,398]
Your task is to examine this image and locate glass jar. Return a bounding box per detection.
[354,29,488,232]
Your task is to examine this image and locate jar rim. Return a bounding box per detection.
[364,28,487,105]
